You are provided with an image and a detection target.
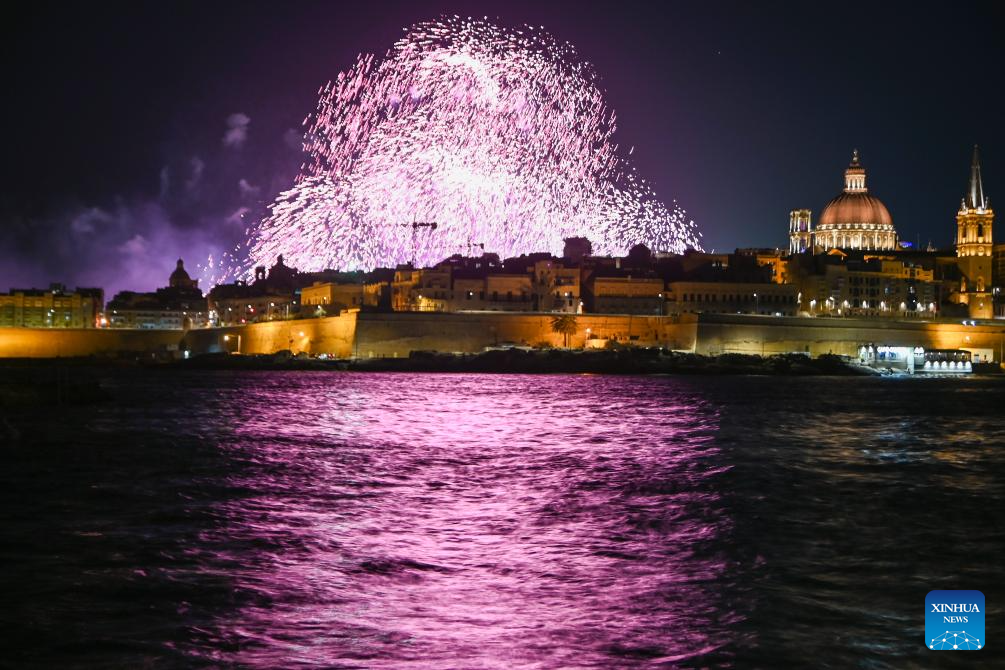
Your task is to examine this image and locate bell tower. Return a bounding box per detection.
[789,209,813,254]
[956,145,994,319]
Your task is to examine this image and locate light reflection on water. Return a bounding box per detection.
[208,375,733,667]
[2,372,1003,668]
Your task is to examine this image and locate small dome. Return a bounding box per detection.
[169,258,194,288]
[818,192,893,228]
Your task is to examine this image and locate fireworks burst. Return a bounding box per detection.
[230,17,701,277]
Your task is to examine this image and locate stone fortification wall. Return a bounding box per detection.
[695,314,1005,359]
[0,327,185,358]
[353,312,697,358]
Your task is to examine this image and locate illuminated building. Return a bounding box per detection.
[954,145,994,319]
[587,275,665,315]
[391,266,422,312]
[410,264,453,312]
[994,243,1005,318]
[393,254,581,313]
[0,284,103,328]
[794,253,939,317]
[788,209,813,254]
[813,150,898,251]
[531,259,581,313]
[301,281,383,313]
[107,259,208,329]
[669,282,798,316]
[736,248,791,284]
[209,256,300,325]
[480,274,535,311]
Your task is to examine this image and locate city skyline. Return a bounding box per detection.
[2,1,1002,296]
[3,7,1005,667]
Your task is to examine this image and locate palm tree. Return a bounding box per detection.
[550,314,578,348]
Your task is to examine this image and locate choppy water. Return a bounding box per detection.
[2,372,1003,668]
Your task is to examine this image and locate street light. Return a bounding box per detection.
[222,333,241,354]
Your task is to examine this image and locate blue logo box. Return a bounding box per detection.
[926,590,984,651]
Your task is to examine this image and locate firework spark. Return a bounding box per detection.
[230,17,701,277]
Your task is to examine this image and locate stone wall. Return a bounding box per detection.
[3,311,1005,362]
[353,312,697,357]
[0,327,185,358]
[183,312,357,358]
[694,313,1005,359]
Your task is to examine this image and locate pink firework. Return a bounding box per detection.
[239,17,702,274]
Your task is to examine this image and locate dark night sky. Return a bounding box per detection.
[2,1,1003,294]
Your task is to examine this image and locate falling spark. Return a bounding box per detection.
[229,17,702,277]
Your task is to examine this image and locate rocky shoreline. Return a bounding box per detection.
[166,348,873,375]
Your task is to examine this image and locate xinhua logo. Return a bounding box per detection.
[926,590,985,651]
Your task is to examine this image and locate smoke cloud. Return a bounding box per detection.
[222,112,251,148]
[0,113,303,298]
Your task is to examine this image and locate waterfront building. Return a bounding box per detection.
[481,274,534,311]
[587,274,665,315]
[531,259,581,313]
[107,259,208,329]
[0,284,103,328]
[450,274,488,310]
[953,145,994,319]
[301,281,384,313]
[667,281,798,316]
[411,264,453,312]
[391,266,422,312]
[209,285,297,325]
[391,254,581,313]
[209,256,301,324]
[793,253,940,317]
[814,150,898,251]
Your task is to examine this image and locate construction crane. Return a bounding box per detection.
[400,220,438,266]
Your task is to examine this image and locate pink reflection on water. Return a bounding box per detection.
[193,373,735,667]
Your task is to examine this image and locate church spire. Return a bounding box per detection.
[966,144,987,211]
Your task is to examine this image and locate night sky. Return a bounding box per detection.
[3,1,1003,295]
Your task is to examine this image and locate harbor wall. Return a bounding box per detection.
[694,314,1005,360]
[0,327,185,358]
[353,312,696,357]
[181,312,358,358]
[2,312,1004,361]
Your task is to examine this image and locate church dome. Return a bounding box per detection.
[818,192,893,228]
[814,150,898,251]
[169,258,197,289]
